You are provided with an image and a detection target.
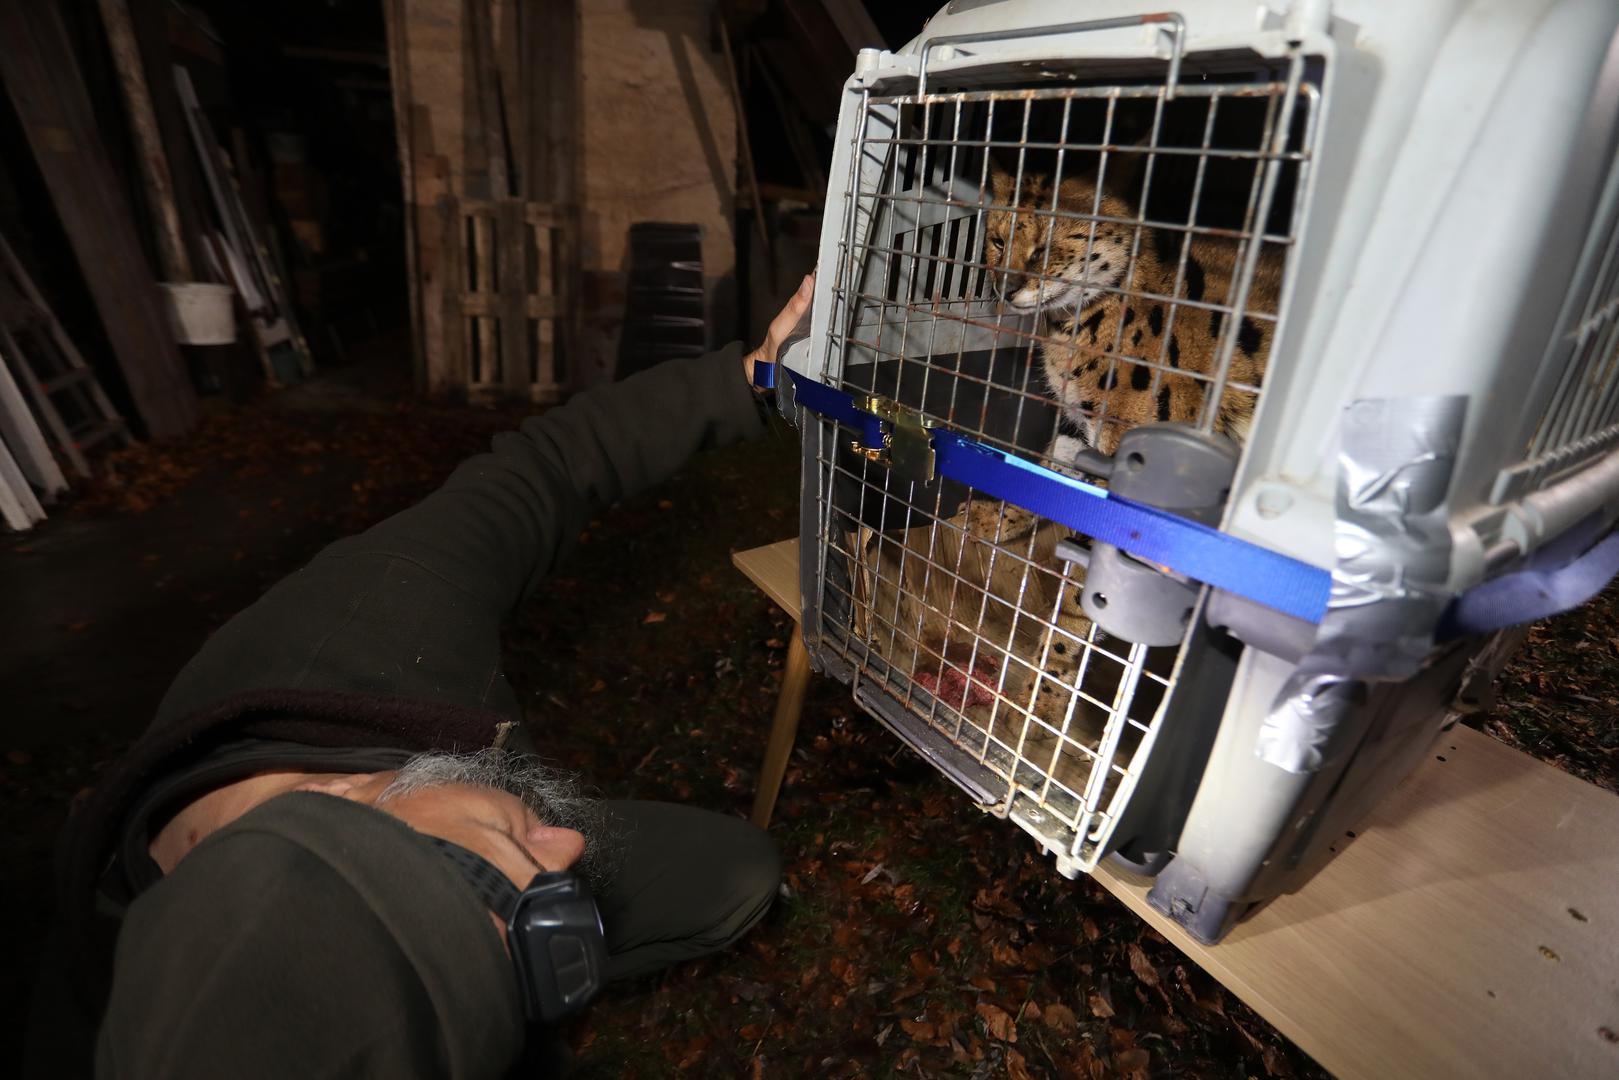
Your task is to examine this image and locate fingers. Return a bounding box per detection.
[758,271,816,367]
[774,273,815,334]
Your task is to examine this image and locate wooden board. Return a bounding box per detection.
[0,2,197,440]
[731,539,1619,1080]
[732,538,802,619]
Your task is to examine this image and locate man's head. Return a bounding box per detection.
[295,747,621,892]
[100,750,622,1073]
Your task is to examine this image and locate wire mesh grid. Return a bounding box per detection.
[805,57,1318,868]
[1505,151,1619,496]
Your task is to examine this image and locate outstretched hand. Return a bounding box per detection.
[743,272,814,387]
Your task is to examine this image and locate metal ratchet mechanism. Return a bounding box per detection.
[850,394,939,483]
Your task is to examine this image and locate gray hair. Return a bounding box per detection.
[379,748,621,890]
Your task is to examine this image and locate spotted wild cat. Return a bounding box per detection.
[850,165,1284,790]
[983,164,1282,457]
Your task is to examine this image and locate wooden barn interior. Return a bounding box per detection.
[2,3,1616,1078]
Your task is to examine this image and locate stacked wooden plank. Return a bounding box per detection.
[0,2,198,440]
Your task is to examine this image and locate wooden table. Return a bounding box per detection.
[733,538,1619,1080]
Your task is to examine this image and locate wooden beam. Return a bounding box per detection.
[97,0,192,283]
[128,0,216,289]
[437,194,468,392]
[497,198,527,393]
[496,0,524,198]
[718,17,770,262]
[382,0,425,389]
[0,2,196,439]
[462,0,508,200]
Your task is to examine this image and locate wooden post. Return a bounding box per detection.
[498,198,528,393]
[382,0,425,388]
[530,0,580,391]
[437,194,468,392]
[97,0,192,283]
[718,17,770,262]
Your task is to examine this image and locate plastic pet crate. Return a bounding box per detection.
[769,0,1619,944]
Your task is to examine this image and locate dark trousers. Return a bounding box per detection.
[596,800,780,982]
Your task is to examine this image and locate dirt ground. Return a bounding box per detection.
[3,351,1615,1077]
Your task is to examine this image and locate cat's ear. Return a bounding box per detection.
[989,163,1017,205]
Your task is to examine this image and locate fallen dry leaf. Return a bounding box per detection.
[643,611,667,624]
[1005,1048,1034,1080]
[1127,943,1160,987]
[976,1002,1017,1043]
[675,1035,711,1069]
[1043,1002,1079,1036]
[1088,989,1115,1019]
[899,1017,936,1042]
[1115,1047,1151,1074]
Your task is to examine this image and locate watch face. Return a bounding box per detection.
[510,874,607,1023]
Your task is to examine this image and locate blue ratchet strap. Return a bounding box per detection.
[1438,520,1619,640]
[765,361,1333,625]
[750,357,777,391]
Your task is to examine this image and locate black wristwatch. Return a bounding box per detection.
[425,835,607,1024]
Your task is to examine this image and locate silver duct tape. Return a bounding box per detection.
[1256,671,1361,774]
[1256,395,1467,773]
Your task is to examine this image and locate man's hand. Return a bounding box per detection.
[743,272,814,387]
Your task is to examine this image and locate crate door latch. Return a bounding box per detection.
[852,394,938,483]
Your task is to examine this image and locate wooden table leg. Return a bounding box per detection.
[751,622,811,828]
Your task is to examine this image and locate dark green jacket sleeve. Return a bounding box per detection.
[152,345,769,726]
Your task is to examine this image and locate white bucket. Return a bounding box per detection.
[161,282,237,345]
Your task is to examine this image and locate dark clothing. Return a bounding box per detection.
[31,345,780,1077]
[98,793,525,1080]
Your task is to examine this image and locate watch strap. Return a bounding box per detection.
[424,835,520,922]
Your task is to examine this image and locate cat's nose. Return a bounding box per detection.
[989,268,1017,298]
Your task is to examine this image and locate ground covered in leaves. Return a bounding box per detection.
[4,356,1616,1075]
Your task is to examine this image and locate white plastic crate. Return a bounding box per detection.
[777,0,1619,943]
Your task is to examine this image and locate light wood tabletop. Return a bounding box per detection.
[732,537,1619,1080]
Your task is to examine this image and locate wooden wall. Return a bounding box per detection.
[577,0,738,384]
[386,0,738,396]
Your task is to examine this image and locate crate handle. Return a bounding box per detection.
[916,12,1186,97]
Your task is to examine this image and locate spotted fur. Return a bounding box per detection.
[982,166,1282,456]
[849,167,1285,793]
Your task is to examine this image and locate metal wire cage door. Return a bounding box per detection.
[798,56,1321,876]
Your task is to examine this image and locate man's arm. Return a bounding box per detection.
[339,343,768,609]
[152,279,810,727]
